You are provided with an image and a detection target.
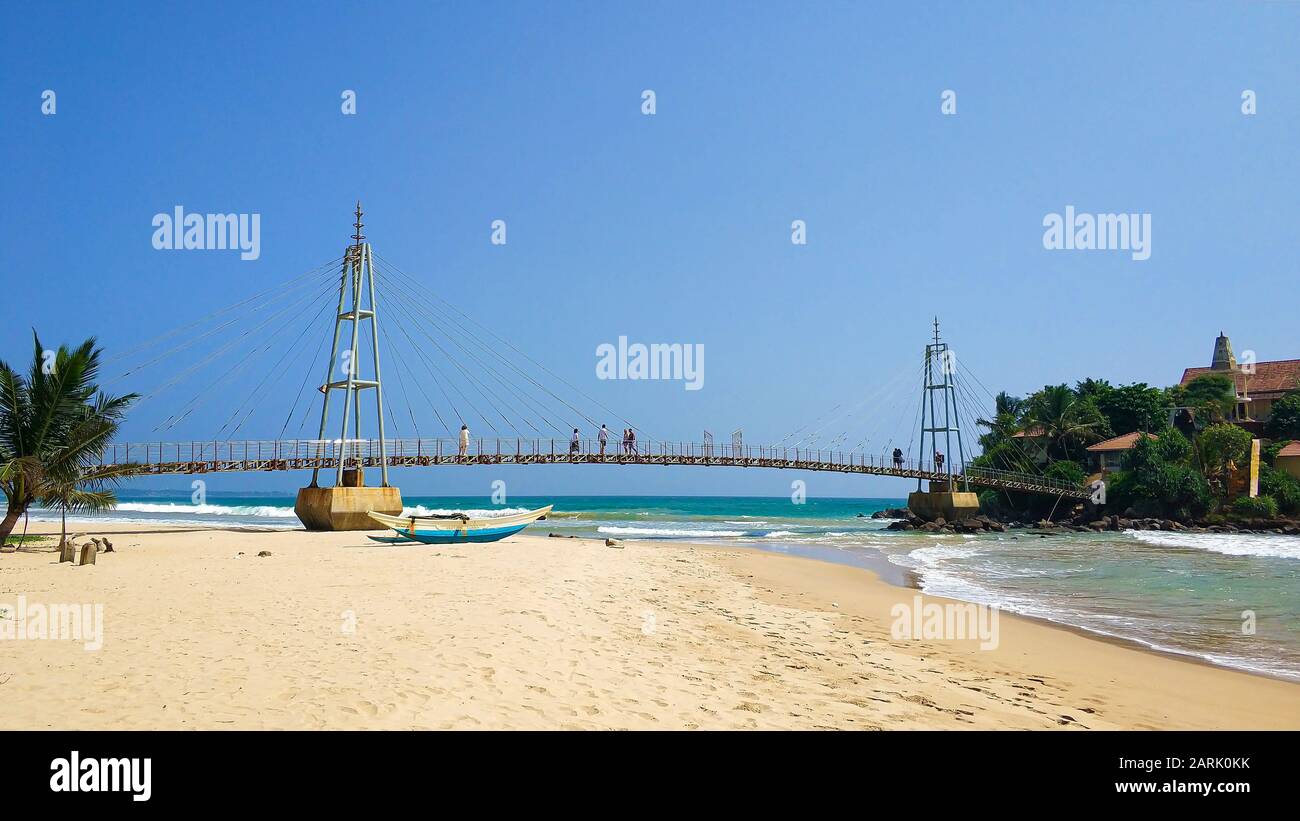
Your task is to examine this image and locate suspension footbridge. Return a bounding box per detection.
[98,437,1086,498]
[92,205,1090,528]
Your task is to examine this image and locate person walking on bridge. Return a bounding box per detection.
[934,450,945,471]
[627,428,637,456]
[459,424,470,459]
[892,447,904,469]
[598,424,608,456]
[570,428,580,455]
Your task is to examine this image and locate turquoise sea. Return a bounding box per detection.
[29,492,1300,682]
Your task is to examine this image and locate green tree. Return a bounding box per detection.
[1197,422,1254,498]
[1020,384,1112,461]
[975,392,1023,450]
[1259,465,1300,515]
[973,392,1047,475]
[1107,428,1212,520]
[1074,378,1113,401]
[1262,440,1288,466]
[1180,374,1237,425]
[1043,459,1086,485]
[1265,391,1300,440]
[1094,382,1171,434]
[0,334,138,543]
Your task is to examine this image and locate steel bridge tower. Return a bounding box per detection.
[916,317,968,489]
[295,204,402,529]
[908,318,976,521]
[309,202,390,488]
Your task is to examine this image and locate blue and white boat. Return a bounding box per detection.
[367,505,553,544]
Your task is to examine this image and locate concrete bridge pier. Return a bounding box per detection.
[295,469,403,531]
[907,480,980,522]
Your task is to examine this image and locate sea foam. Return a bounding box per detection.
[1127,530,1300,560]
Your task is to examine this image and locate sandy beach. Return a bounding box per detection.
[1,522,1297,730]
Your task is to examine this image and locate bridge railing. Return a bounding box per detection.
[100,437,993,475]
[96,438,1084,493]
[961,464,1084,493]
[105,437,956,468]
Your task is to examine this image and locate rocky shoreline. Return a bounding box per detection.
[868,507,1300,536]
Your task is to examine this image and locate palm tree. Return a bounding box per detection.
[0,333,138,544]
[40,461,142,551]
[992,391,1023,419]
[1020,384,1110,462]
[975,392,1023,450]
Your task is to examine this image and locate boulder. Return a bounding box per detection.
[872,507,912,520]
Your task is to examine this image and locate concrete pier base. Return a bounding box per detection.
[294,486,404,531]
[907,482,980,522]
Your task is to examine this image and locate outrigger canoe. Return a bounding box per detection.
[367,505,553,544]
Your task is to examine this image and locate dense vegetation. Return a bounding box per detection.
[974,375,1300,522]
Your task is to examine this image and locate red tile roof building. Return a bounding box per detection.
[1085,432,1159,452]
[1086,432,1157,473]
[1179,333,1299,424]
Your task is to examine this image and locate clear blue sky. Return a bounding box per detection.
[3,1,1297,497]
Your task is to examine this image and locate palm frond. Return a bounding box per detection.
[40,485,118,514]
[0,360,29,459]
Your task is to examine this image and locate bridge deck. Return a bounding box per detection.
[100,438,1090,499]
